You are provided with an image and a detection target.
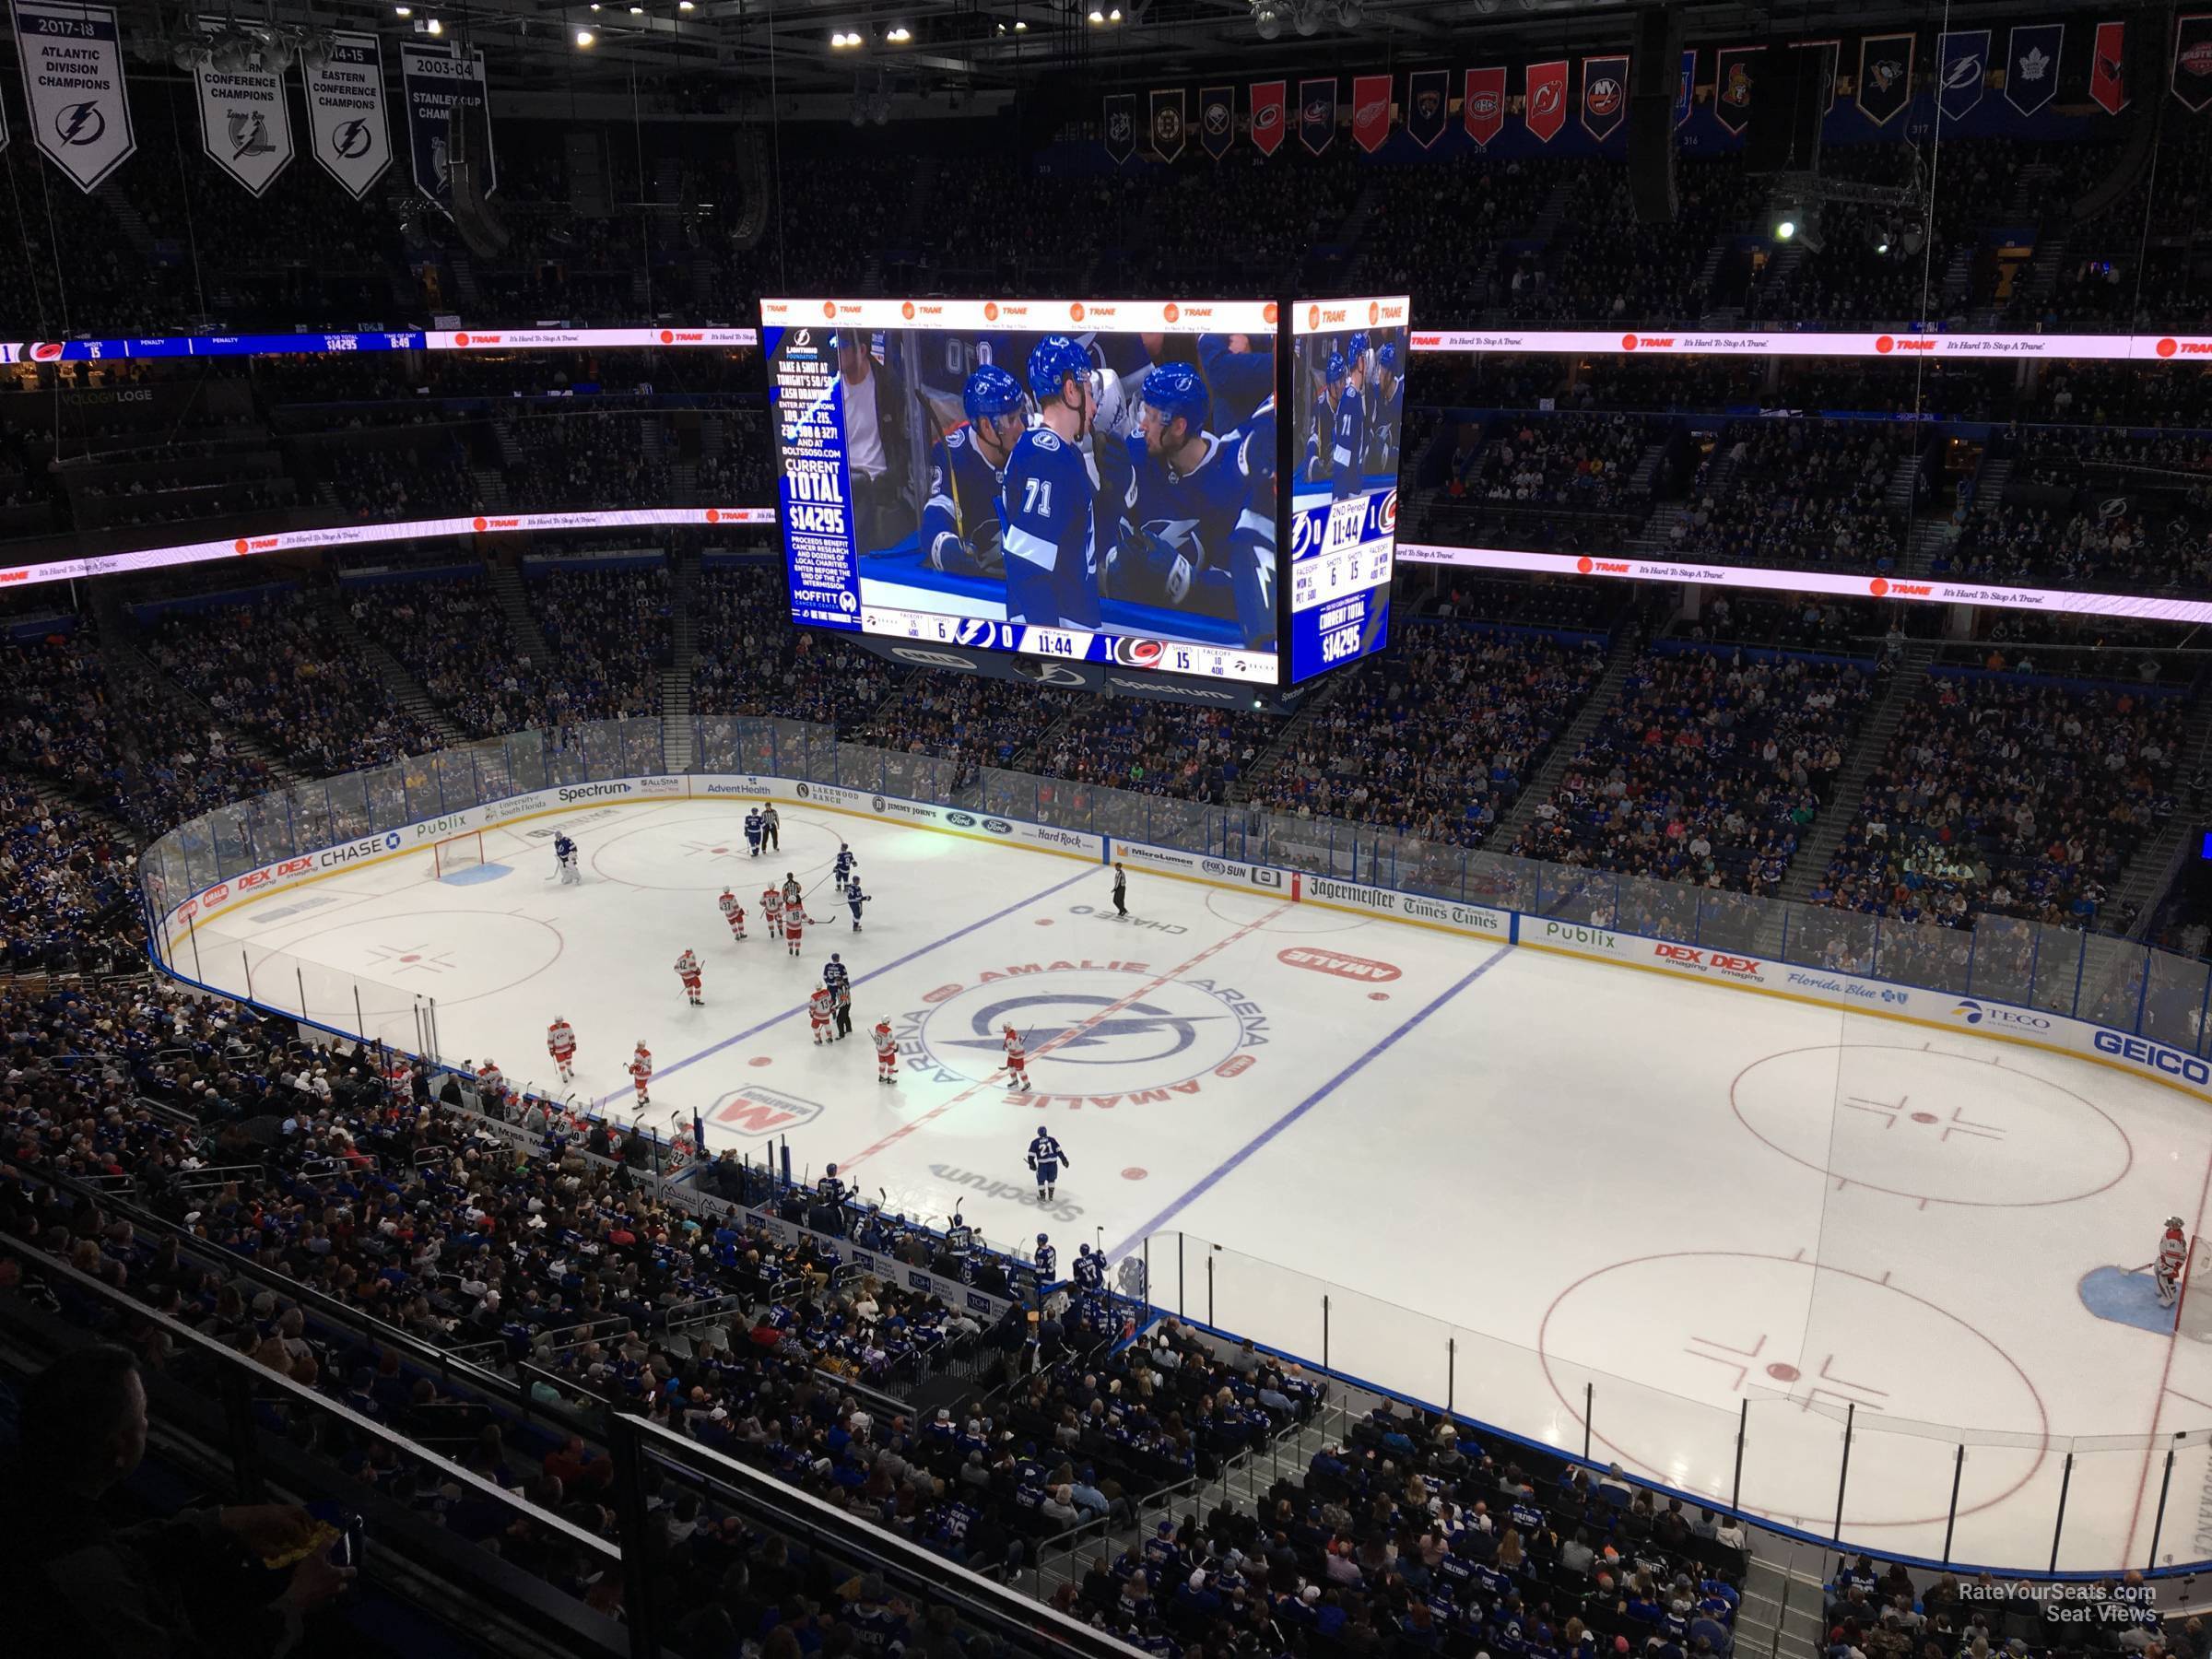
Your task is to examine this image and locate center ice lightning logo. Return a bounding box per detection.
[899,963,1266,1104]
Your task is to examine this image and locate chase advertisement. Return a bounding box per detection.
[1287,296,1406,683]
[759,297,1283,684]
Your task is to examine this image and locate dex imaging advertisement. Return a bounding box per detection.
[759,297,1283,684]
[1288,296,1406,683]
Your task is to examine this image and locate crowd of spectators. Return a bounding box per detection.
[1037,702,1278,804]
[691,563,902,727]
[849,678,1081,794]
[1814,673,2183,930]
[524,562,671,723]
[1445,413,1655,513]
[1667,420,1903,572]
[1514,647,1875,895]
[343,570,559,738]
[0,783,134,971]
[329,439,481,524]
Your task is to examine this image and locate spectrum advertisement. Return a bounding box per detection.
[1287,296,1406,683]
[759,297,1291,683]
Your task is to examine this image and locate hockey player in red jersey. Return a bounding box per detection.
[783,901,807,957]
[875,1018,899,1083]
[2159,1215,2190,1308]
[675,947,703,1006]
[547,1018,577,1084]
[808,985,833,1044]
[628,1041,653,1107]
[1002,1024,1030,1091]
[718,887,747,941]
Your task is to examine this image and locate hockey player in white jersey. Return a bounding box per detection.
[718,887,747,941]
[1026,1124,1069,1202]
[762,886,784,935]
[628,1041,653,1107]
[874,1018,898,1083]
[2159,1216,2190,1307]
[675,947,703,1006]
[547,1017,577,1084]
[1002,1024,1031,1092]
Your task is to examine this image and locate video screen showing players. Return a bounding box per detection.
[1286,297,1408,684]
[759,298,1282,684]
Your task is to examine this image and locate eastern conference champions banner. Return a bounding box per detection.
[399,41,495,205]
[10,0,135,192]
[193,13,292,196]
[303,30,392,200]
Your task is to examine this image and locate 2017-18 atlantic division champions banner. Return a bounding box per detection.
[399,41,496,205]
[302,30,393,199]
[193,14,292,196]
[9,0,135,192]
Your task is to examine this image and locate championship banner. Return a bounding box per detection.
[1149,87,1184,160]
[1298,76,1335,155]
[1198,84,1233,159]
[1712,45,1759,135]
[1463,66,1505,147]
[2090,19,2127,113]
[1581,53,1628,141]
[2006,22,2063,114]
[2177,15,2212,112]
[1855,32,1914,127]
[1406,67,1447,148]
[1524,59,1567,143]
[192,14,293,196]
[1350,73,1391,152]
[1250,79,1285,155]
[1102,93,1134,164]
[303,30,392,199]
[1936,29,1989,120]
[10,0,135,193]
[1677,49,1696,126]
[399,41,496,205]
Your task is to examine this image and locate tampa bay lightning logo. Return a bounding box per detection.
[54,100,105,147]
[945,994,1226,1066]
[333,118,374,159]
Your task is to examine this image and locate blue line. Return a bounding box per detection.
[1106,942,1512,1261]
[591,864,1100,1109]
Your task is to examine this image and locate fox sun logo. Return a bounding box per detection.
[898,963,1267,1106]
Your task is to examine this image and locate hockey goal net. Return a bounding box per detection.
[2175,1237,2212,1343]
[430,830,485,879]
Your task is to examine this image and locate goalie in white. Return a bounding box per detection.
[2159,1216,2189,1308]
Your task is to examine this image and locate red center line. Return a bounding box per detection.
[838,900,1294,1174]
[2122,1134,2212,1566]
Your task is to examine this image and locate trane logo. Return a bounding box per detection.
[1866,578,1933,598]
[1278,947,1401,982]
[1575,558,1632,575]
[1314,307,1350,325]
[1874,335,1935,352]
[1619,335,1675,350]
[1655,943,1761,976]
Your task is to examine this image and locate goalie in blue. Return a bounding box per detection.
[921,363,1026,580]
[1002,335,1105,630]
[1111,361,1276,653]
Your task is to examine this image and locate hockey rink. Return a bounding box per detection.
[172,795,2212,1571]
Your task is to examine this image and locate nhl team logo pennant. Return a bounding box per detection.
[1102,93,1135,165]
[2176,15,2212,112]
[1854,32,1914,127]
[10,0,136,193]
[1249,79,1286,156]
[1199,85,1233,159]
[2090,19,2127,113]
[1298,76,1335,155]
[1677,49,1696,127]
[1350,74,1392,153]
[2006,22,2064,115]
[1406,67,1448,149]
[1712,45,1759,135]
[1581,53,1628,141]
[1936,29,1988,121]
[1149,88,1185,161]
[1524,59,1568,143]
[1463,65,1505,147]
[302,30,393,200]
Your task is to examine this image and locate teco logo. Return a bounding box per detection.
[983,301,1000,321]
[901,301,915,320]
[1069,302,1085,322]
[1163,302,1180,324]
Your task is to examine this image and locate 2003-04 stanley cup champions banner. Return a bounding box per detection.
[10,0,135,192]
[400,40,496,204]
[192,12,294,196]
[302,30,393,200]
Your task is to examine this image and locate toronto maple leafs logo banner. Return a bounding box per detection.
[1855,32,1914,127]
[303,30,391,200]
[1936,29,1989,121]
[2179,15,2212,112]
[401,41,495,205]
[1149,87,1184,161]
[1406,67,1447,148]
[2006,22,2063,114]
[1102,93,1134,165]
[1198,84,1233,159]
[194,13,293,196]
[10,0,136,193]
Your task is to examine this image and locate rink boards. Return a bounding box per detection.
[148,771,2212,1112]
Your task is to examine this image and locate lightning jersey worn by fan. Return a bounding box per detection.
[1001,428,1103,630]
[922,424,1010,578]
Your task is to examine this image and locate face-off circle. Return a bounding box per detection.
[588,808,839,891]
[1732,1043,2131,1206]
[279,909,564,1017]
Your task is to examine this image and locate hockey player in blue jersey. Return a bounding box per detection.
[1329,349,1368,499]
[1110,361,1274,651]
[744,808,764,857]
[922,364,1026,579]
[1003,335,1105,630]
[1026,1124,1070,1201]
[832,841,856,894]
[1365,340,1404,477]
[1226,393,1279,653]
